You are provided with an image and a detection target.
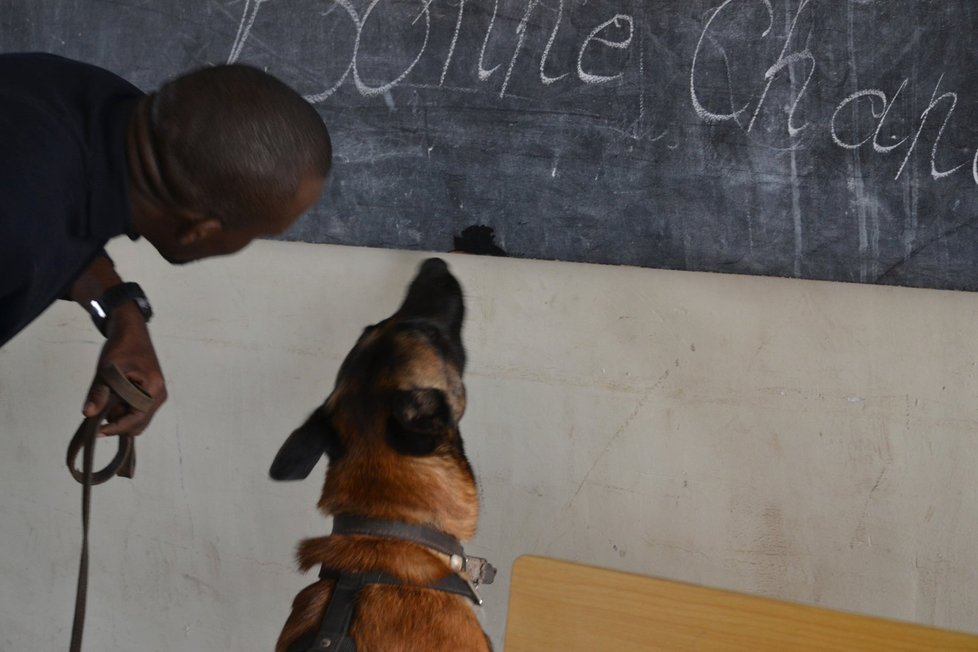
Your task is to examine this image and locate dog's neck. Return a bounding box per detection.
[318,452,480,541]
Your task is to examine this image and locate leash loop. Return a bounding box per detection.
[66,364,153,484]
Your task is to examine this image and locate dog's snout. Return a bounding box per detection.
[398,258,464,328]
[420,257,449,274]
[414,259,456,292]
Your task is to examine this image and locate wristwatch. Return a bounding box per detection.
[87,282,153,335]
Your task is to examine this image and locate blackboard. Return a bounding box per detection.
[5,0,978,291]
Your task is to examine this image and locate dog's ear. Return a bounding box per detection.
[269,407,340,481]
[387,388,454,456]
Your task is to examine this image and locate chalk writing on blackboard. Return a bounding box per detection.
[5,0,978,289]
[229,1,643,100]
[230,0,978,189]
[172,0,976,291]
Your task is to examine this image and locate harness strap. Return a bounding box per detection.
[65,365,153,652]
[287,567,481,652]
[318,567,482,603]
[292,573,364,652]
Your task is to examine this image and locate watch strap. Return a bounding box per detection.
[88,282,153,335]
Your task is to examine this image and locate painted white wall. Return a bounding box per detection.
[1,238,976,650]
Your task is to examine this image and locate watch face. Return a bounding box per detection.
[89,299,108,320]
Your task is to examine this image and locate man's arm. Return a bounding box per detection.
[68,254,167,436]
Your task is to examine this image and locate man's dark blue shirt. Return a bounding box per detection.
[0,53,143,346]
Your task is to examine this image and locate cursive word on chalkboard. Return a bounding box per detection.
[229,0,637,100]
[830,74,977,184]
[692,0,978,187]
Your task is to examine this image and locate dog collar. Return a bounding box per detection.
[330,514,497,594]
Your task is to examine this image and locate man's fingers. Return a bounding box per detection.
[119,370,167,411]
[83,382,111,417]
[105,403,128,423]
[89,317,168,435]
[98,410,150,437]
[87,370,165,437]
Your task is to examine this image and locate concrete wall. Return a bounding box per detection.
[1,238,976,650]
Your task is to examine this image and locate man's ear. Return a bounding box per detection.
[387,388,453,456]
[270,407,341,480]
[177,214,223,246]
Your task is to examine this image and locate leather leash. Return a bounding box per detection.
[65,365,153,652]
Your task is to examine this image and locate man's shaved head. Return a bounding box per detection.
[149,63,331,230]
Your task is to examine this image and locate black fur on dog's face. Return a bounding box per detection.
[269,257,469,485]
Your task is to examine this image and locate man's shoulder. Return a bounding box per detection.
[0,52,143,106]
[0,56,105,225]
[0,52,143,171]
[0,52,129,82]
[0,60,84,165]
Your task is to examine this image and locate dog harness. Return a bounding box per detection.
[286,515,496,652]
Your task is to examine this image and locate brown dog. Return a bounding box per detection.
[269,258,493,652]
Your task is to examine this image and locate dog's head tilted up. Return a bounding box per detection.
[270,258,491,652]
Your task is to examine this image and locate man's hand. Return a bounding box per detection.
[69,254,167,436]
[83,302,167,436]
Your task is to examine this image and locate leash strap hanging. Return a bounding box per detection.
[65,365,153,652]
